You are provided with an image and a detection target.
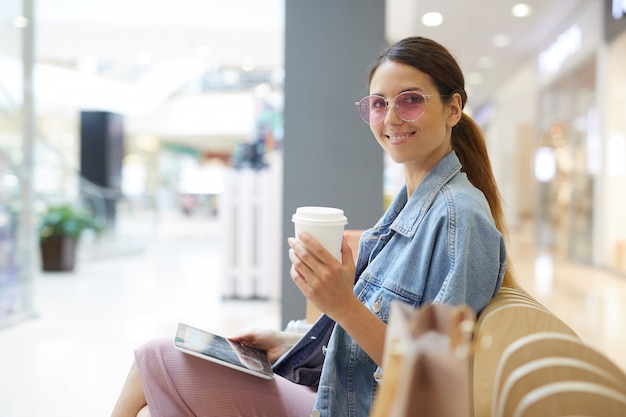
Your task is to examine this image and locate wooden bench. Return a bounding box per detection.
[472,285,626,416]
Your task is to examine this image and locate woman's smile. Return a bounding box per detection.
[385,131,416,143]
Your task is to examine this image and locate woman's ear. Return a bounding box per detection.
[446,93,463,127]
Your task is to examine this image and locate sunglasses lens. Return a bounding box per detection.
[396,92,426,122]
[357,92,427,124]
[358,95,386,125]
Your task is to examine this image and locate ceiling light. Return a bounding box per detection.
[477,56,494,69]
[242,57,256,72]
[511,3,533,18]
[13,16,28,28]
[492,34,511,47]
[254,83,272,98]
[422,12,443,27]
[136,135,160,153]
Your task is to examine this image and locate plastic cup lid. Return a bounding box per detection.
[292,206,347,225]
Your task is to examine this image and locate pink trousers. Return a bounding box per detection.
[135,337,318,417]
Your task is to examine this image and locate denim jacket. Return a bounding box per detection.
[312,151,506,417]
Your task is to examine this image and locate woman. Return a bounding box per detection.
[111,36,513,417]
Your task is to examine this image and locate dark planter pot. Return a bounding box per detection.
[40,235,78,272]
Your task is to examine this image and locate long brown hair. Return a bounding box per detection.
[368,36,515,288]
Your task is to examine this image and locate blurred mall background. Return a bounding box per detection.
[1,0,626,415]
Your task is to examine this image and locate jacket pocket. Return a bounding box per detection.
[357,281,420,323]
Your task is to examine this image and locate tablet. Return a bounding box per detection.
[173,322,274,380]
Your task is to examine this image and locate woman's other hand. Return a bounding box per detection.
[229,329,302,363]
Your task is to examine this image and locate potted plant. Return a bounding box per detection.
[39,204,102,272]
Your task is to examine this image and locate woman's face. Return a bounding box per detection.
[368,60,461,170]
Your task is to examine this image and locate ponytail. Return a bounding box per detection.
[452,113,516,288]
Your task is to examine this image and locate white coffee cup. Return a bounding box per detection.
[292,206,348,260]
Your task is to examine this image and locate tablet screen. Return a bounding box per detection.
[174,322,274,379]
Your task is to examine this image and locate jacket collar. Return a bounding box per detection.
[384,151,462,237]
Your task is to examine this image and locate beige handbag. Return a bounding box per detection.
[370,302,475,417]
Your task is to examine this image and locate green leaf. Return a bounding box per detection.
[39,204,102,241]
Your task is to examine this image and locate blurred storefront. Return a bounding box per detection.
[0,0,286,328]
[534,0,602,263]
[602,0,626,273]
[483,0,626,275]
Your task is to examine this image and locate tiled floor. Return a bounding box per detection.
[0,211,625,417]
